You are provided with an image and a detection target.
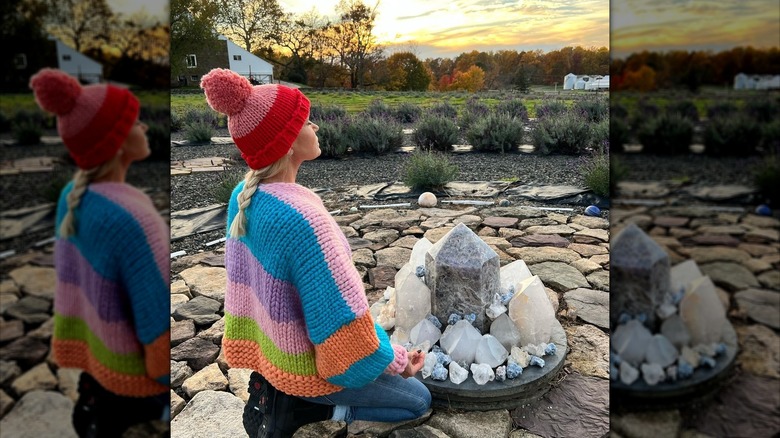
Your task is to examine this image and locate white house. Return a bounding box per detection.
[219,35,274,84]
[734,73,780,90]
[50,36,103,83]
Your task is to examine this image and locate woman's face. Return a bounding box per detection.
[120,120,150,163]
[291,120,320,162]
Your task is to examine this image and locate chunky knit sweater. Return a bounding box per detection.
[223,182,408,397]
[53,182,169,397]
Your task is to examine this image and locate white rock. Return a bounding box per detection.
[421,352,438,379]
[693,343,717,358]
[439,320,482,366]
[641,363,666,386]
[410,238,433,271]
[486,293,507,319]
[619,361,639,385]
[383,286,396,301]
[611,319,652,366]
[522,343,547,357]
[508,275,556,345]
[510,346,531,368]
[410,318,442,347]
[475,334,509,368]
[656,303,677,320]
[670,259,703,295]
[660,315,691,350]
[645,335,679,368]
[418,192,438,208]
[490,313,522,351]
[666,365,678,382]
[679,276,728,345]
[469,363,495,385]
[376,291,397,331]
[390,327,409,344]
[500,260,532,294]
[449,361,469,384]
[394,269,432,334]
[681,346,700,367]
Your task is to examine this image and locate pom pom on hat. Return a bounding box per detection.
[201,68,253,116]
[29,68,82,116]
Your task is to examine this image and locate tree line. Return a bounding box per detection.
[611,46,780,92]
[172,0,608,91]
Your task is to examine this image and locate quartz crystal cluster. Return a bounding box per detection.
[610,225,732,386]
[370,223,562,385]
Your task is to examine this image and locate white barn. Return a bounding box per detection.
[50,36,103,83]
[219,35,274,84]
[734,73,780,90]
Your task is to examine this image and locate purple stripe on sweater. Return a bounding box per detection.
[55,282,142,354]
[55,240,129,322]
[226,280,311,354]
[225,239,304,323]
[259,184,369,317]
[89,183,169,284]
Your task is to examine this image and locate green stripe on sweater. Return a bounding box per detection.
[224,313,319,376]
[53,314,146,375]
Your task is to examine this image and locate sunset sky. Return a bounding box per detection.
[279,0,609,59]
[108,0,168,23]
[612,0,780,58]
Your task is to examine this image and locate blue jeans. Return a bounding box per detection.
[300,373,431,424]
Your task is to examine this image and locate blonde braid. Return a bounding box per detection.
[229,153,292,238]
[59,159,119,238]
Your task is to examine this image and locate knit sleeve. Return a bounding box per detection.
[113,194,171,386]
[286,199,404,387]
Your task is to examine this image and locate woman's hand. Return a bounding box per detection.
[401,350,426,378]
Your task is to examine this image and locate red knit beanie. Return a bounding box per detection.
[200,68,310,169]
[29,68,139,169]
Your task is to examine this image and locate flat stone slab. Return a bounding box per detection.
[685,184,756,201]
[171,390,245,438]
[529,262,590,292]
[511,234,570,248]
[417,320,567,410]
[0,390,77,437]
[0,204,56,240]
[564,289,609,329]
[617,181,673,198]
[425,409,512,438]
[700,262,760,291]
[734,289,780,329]
[171,204,227,241]
[0,156,58,174]
[512,372,609,438]
[505,185,588,201]
[444,181,510,198]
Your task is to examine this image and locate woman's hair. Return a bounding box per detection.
[59,156,120,238]
[229,152,292,238]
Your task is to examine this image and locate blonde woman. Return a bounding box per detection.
[30,69,169,437]
[201,68,430,438]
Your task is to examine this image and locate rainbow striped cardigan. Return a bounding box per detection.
[223,182,407,397]
[53,182,169,397]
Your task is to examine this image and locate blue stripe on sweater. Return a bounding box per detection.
[227,182,361,345]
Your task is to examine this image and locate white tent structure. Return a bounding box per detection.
[734,73,780,90]
[585,75,610,90]
[574,76,591,90]
[563,73,577,90]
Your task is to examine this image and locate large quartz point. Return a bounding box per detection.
[500,260,533,294]
[475,334,509,368]
[439,319,482,366]
[490,313,522,351]
[410,318,441,347]
[679,276,727,345]
[425,223,500,332]
[508,275,556,346]
[611,319,652,366]
[645,334,679,367]
[670,259,703,296]
[611,224,673,328]
[394,268,432,334]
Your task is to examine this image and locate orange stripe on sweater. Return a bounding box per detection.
[144,330,170,381]
[314,312,380,379]
[53,339,167,397]
[222,338,343,397]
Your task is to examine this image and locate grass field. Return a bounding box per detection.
[611,87,776,119]
[0,89,170,117]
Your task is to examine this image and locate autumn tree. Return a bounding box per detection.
[214,0,284,53]
[44,0,114,52]
[171,0,220,74]
[383,52,430,91]
[621,65,656,92]
[448,65,485,92]
[273,10,326,84]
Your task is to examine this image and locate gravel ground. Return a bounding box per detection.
[616,152,764,186]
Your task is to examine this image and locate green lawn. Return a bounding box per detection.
[0,89,169,118]
[611,88,772,120]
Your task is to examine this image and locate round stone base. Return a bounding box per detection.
[611,323,739,409]
[416,320,568,411]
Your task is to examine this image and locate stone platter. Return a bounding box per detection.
[416,319,568,410]
[611,322,739,408]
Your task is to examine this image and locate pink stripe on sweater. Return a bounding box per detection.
[259,184,369,318]
[89,183,169,283]
[55,281,142,354]
[225,279,312,355]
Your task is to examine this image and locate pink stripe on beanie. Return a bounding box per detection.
[200,68,310,169]
[29,68,139,169]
